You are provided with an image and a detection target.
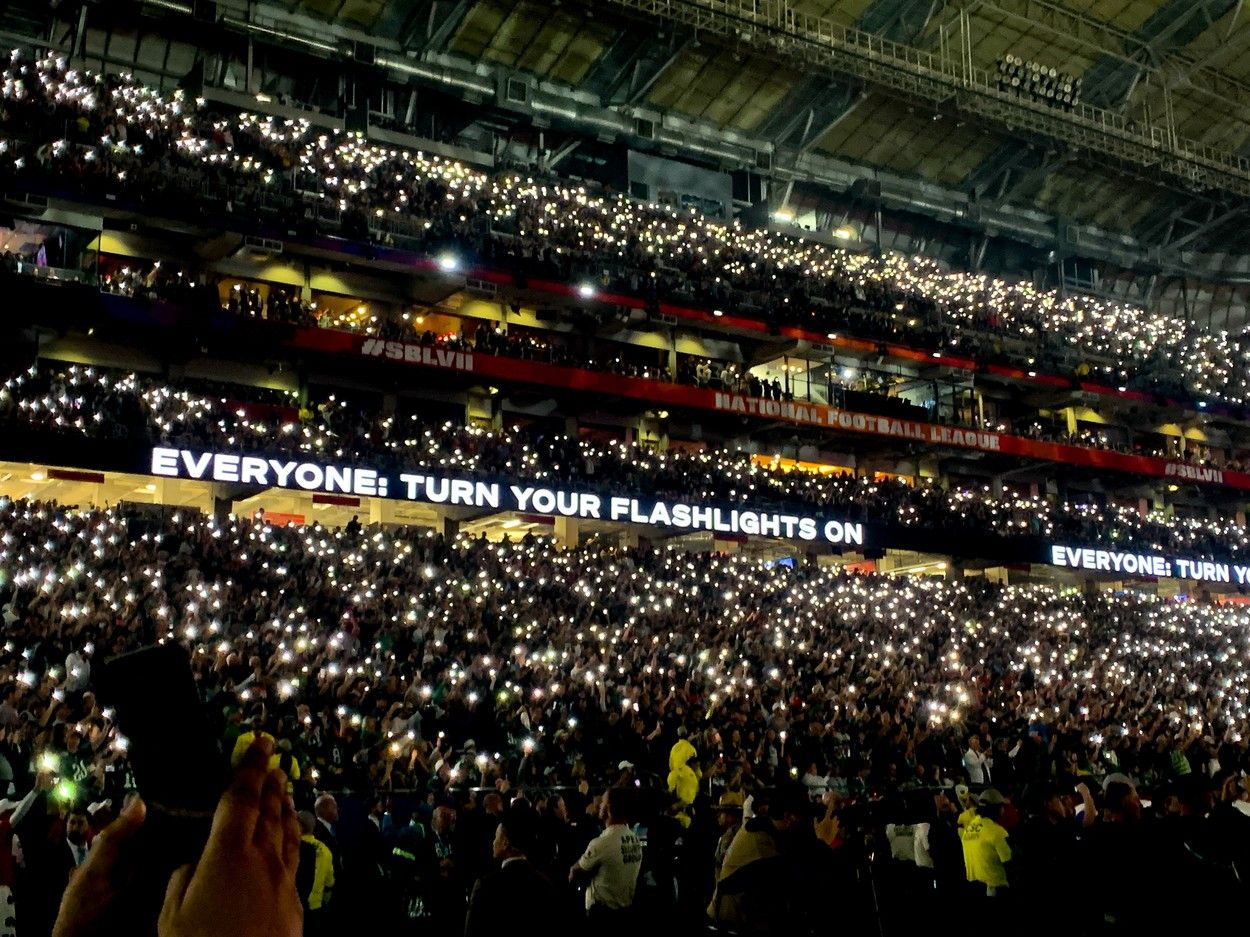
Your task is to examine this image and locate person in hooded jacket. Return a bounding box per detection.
[667,735,701,829]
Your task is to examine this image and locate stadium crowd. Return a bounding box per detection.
[0,52,1245,409]
[5,241,1238,476]
[0,498,1245,935]
[1,363,1248,562]
[2,48,1250,937]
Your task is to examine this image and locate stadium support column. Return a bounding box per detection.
[442,517,459,540]
[300,262,313,309]
[466,389,500,430]
[369,498,396,527]
[212,493,231,522]
[146,478,167,509]
[991,476,1004,498]
[555,517,580,549]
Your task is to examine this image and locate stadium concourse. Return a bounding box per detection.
[0,0,1250,934]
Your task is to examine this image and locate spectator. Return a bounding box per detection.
[959,789,1012,897]
[963,735,990,785]
[465,804,562,937]
[570,787,642,933]
[295,810,334,931]
[712,791,745,876]
[666,737,700,829]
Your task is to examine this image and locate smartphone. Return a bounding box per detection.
[95,642,228,870]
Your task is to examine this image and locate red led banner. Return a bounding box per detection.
[285,328,1250,491]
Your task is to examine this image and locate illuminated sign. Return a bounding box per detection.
[359,339,474,371]
[149,448,865,546]
[1164,462,1224,484]
[712,393,1003,451]
[1048,544,1250,584]
[145,447,1247,579]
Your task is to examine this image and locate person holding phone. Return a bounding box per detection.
[50,739,302,937]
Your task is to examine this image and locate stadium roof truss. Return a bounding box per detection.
[8,0,1250,276]
[239,2,1250,240]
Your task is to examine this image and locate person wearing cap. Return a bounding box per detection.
[708,783,834,933]
[712,791,745,875]
[959,788,1012,896]
[613,760,635,789]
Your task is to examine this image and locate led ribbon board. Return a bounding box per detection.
[149,447,866,546]
[1047,544,1250,585]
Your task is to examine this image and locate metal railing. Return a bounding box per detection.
[605,0,1250,196]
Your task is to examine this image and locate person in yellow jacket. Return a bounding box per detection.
[231,719,300,792]
[297,811,336,915]
[667,735,701,828]
[959,788,1012,895]
[230,716,275,767]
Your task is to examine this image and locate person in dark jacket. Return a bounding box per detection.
[464,804,563,937]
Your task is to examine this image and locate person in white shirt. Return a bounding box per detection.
[570,787,642,924]
[64,645,91,695]
[964,736,990,785]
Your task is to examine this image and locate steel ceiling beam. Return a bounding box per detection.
[580,27,692,105]
[963,141,1032,198]
[1163,203,1250,253]
[37,0,1250,278]
[950,0,1250,113]
[858,0,948,44]
[599,0,1250,199]
[756,0,945,152]
[1079,0,1240,111]
[996,149,1071,204]
[755,75,859,151]
[419,0,475,54]
[1134,201,1194,245]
